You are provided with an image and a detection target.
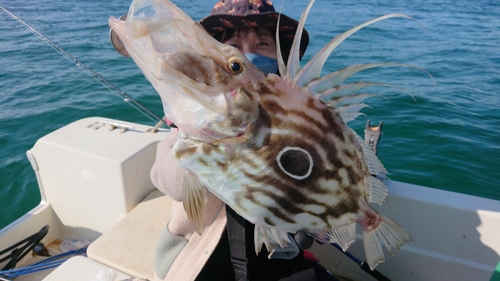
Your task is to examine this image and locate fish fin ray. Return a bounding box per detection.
[276,10,287,76]
[335,104,370,123]
[254,225,265,255]
[308,63,392,93]
[182,169,206,235]
[288,0,315,78]
[363,216,413,270]
[325,223,356,251]
[368,177,389,205]
[254,225,291,255]
[353,130,387,178]
[363,227,384,270]
[310,223,356,252]
[296,13,414,87]
[326,93,378,108]
[320,80,416,124]
[307,62,433,93]
[328,223,357,251]
[320,81,406,102]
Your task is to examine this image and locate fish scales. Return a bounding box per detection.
[109,0,415,270]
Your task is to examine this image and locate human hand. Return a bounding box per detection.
[150,129,184,201]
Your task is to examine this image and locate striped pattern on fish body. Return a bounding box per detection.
[175,74,371,233]
[108,0,423,270]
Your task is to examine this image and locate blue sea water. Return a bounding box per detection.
[0,0,499,229]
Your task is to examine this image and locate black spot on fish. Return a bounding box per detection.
[278,148,311,178]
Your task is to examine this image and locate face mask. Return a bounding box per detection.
[244,53,278,75]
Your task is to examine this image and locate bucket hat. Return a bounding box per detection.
[199,0,309,60]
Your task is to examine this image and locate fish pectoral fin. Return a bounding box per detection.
[182,170,206,235]
[254,225,292,256]
[363,215,413,270]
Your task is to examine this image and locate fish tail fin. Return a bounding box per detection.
[363,215,412,270]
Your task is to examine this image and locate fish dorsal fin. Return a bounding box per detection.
[351,129,389,204]
[287,0,314,79]
[368,177,389,205]
[276,0,315,78]
[319,80,414,124]
[275,11,287,77]
[307,63,395,94]
[295,13,414,88]
[182,169,206,235]
[352,129,387,178]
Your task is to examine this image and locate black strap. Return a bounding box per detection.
[226,205,249,281]
[0,225,49,270]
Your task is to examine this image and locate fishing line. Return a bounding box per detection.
[0,5,166,127]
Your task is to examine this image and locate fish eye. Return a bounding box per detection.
[228,57,245,75]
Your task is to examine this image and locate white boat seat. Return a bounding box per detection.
[42,256,131,281]
[87,190,173,280]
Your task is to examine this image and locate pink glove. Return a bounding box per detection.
[150,129,184,202]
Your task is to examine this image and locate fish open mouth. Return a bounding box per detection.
[108,0,262,141]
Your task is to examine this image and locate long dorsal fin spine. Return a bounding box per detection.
[287,0,315,79]
[276,9,287,76]
[295,13,414,88]
[307,62,431,94]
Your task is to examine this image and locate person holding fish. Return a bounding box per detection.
[149,1,338,280]
[109,0,416,278]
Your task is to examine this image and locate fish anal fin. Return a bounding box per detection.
[182,170,206,235]
[254,225,291,256]
[363,215,413,270]
[311,223,356,252]
[329,223,356,251]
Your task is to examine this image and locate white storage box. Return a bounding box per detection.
[28,117,169,239]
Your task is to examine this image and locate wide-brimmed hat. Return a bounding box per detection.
[199,0,309,60]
